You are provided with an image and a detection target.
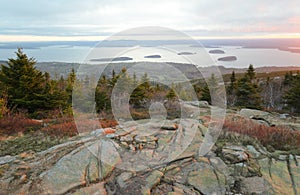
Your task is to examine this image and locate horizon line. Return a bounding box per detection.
[1,34,300,42]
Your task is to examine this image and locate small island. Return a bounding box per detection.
[90,57,133,62]
[144,55,161,59]
[209,49,225,54]
[217,56,237,61]
[177,52,196,55]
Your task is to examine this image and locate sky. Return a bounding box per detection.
[1,0,300,41]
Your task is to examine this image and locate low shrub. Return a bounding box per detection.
[0,113,42,136]
[42,121,77,137]
[99,119,118,128]
[223,117,300,151]
[41,118,117,137]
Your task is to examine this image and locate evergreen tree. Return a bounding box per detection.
[283,71,294,86]
[246,64,256,80]
[0,49,46,112]
[116,67,133,93]
[166,88,177,100]
[130,73,151,108]
[95,75,111,111]
[227,71,238,106]
[43,75,68,111]
[236,76,262,109]
[228,71,237,94]
[200,74,218,104]
[284,75,300,113]
[200,84,211,103]
[66,68,76,104]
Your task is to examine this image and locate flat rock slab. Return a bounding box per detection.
[40,139,120,194]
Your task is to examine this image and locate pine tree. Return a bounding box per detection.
[43,74,68,111]
[200,84,211,103]
[227,71,238,106]
[0,49,46,112]
[236,76,262,109]
[166,88,177,100]
[130,73,151,108]
[246,64,256,80]
[95,75,110,111]
[200,74,218,104]
[228,71,237,93]
[284,75,300,113]
[66,68,76,104]
[283,71,294,86]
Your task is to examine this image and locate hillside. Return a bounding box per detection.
[1,60,299,80]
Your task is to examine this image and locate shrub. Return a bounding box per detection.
[223,117,300,151]
[41,118,117,137]
[99,119,118,128]
[42,121,77,137]
[0,113,42,136]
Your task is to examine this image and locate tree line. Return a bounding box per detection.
[0,49,299,119]
[226,64,300,112]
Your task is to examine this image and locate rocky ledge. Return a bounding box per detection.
[0,106,300,195]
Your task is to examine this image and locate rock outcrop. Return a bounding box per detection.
[240,108,300,130]
[0,107,299,194]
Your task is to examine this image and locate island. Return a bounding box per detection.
[177,52,196,55]
[209,49,225,54]
[217,56,237,61]
[90,57,133,62]
[144,55,161,59]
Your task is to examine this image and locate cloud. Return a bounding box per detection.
[0,0,300,40]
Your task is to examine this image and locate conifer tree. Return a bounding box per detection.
[228,71,237,94]
[246,64,256,80]
[0,49,46,112]
[95,75,110,111]
[284,75,300,113]
[200,74,218,104]
[227,71,238,106]
[66,68,76,104]
[236,76,262,109]
[130,73,151,107]
[166,88,177,100]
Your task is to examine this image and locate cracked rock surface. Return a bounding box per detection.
[0,107,300,194]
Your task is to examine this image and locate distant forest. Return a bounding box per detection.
[0,49,299,120]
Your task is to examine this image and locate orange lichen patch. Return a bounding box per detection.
[19,152,34,159]
[174,124,179,129]
[103,128,116,135]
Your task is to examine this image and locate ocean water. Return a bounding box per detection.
[1,44,300,68]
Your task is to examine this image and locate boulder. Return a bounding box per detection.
[221,145,249,163]
[239,108,270,119]
[183,101,209,108]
